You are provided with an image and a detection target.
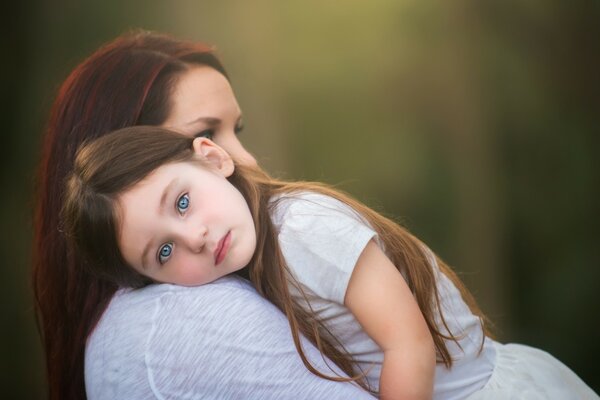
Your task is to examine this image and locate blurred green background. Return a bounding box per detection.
[2,0,598,397]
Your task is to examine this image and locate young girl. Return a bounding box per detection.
[62,126,598,399]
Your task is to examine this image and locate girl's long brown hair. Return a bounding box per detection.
[32,31,228,399]
[63,127,490,394]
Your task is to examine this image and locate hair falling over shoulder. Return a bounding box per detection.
[236,167,493,392]
[32,31,227,400]
[63,127,492,395]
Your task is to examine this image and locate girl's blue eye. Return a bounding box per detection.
[177,194,190,214]
[158,243,173,264]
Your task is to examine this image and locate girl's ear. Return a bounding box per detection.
[191,137,235,177]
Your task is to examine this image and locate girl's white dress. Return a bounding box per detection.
[270,192,598,399]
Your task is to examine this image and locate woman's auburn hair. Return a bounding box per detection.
[32,30,227,400]
[64,126,491,394]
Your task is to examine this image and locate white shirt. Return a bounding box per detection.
[271,192,496,399]
[85,276,375,400]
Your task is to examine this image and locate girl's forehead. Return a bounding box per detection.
[115,164,173,205]
[121,161,208,197]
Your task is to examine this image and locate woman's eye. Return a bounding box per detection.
[195,129,214,140]
[234,122,244,135]
[158,243,173,264]
[176,193,190,214]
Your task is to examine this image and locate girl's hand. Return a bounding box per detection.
[345,240,436,400]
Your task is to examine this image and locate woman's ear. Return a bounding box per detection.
[191,137,235,177]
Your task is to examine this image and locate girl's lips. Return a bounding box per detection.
[214,231,231,266]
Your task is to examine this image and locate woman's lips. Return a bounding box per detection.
[214,231,231,266]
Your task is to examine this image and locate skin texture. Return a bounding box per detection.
[345,240,436,399]
[117,138,257,285]
[161,66,257,165]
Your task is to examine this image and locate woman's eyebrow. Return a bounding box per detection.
[185,116,221,126]
[184,114,243,127]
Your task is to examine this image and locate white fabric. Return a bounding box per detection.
[271,192,597,399]
[85,276,375,400]
[466,341,599,399]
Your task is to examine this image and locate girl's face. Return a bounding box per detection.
[116,139,257,286]
[161,65,257,166]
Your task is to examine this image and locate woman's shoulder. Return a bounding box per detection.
[95,276,268,338]
[87,276,287,388]
[112,275,255,304]
[87,278,378,400]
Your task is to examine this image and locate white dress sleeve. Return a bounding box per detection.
[85,277,375,400]
[273,192,377,304]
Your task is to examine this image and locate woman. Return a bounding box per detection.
[33,30,374,399]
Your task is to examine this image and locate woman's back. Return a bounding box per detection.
[86,276,376,400]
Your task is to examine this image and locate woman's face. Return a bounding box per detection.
[161,66,257,166]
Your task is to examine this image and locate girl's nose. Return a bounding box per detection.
[183,224,208,253]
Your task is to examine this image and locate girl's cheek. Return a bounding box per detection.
[175,256,212,286]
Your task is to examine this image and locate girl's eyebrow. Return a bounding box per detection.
[140,177,179,269]
[159,178,179,214]
[141,242,152,271]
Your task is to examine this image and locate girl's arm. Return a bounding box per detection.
[345,240,436,400]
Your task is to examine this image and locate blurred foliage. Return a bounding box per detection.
[2,0,598,397]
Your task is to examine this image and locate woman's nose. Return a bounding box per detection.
[222,134,257,166]
[234,142,257,166]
